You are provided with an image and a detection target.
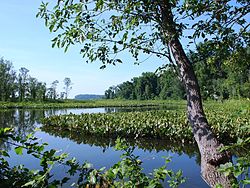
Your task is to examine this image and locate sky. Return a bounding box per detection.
[0,0,166,98]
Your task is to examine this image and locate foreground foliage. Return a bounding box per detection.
[0,128,185,187]
[217,138,250,188]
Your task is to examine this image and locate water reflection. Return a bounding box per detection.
[0,108,201,160]
[42,126,200,158]
[0,108,210,187]
[0,109,46,151]
[0,109,44,137]
[104,105,182,113]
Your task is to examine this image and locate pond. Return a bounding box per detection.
[0,108,209,187]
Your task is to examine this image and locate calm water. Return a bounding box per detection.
[0,108,209,187]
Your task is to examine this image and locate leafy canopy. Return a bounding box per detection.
[37,0,249,68]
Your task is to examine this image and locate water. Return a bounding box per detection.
[0,108,209,187]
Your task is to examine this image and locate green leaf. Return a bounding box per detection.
[37,146,45,152]
[49,24,55,32]
[48,185,57,188]
[21,180,36,187]
[15,146,23,155]
[99,167,106,171]
[215,184,223,188]
[0,150,10,157]
[116,59,123,63]
[242,179,250,185]
[61,177,70,184]
[83,162,92,169]
[100,65,106,69]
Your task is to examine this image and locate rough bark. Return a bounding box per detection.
[159,2,233,187]
[201,156,233,187]
[168,37,230,165]
[168,37,234,186]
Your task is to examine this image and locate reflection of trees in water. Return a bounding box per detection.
[14,109,47,138]
[104,107,117,113]
[0,109,47,151]
[0,110,18,151]
[44,109,68,117]
[43,127,237,186]
[0,110,17,130]
[42,127,201,164]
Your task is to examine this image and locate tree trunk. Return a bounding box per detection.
[168,37,230,165]
[169,37,235,186]
[200,156,233,187]
[160,2,233,186]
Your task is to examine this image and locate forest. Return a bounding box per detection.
[105,44,250,100]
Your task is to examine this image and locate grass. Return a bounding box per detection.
[0,99,186,109]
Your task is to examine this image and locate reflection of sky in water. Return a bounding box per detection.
[45,108,107,116]
[44,106,180,116]
[0,108,209,188]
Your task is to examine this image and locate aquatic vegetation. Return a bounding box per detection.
[1,100,249,187]
[42,110,192,141]
[42,104,250,143]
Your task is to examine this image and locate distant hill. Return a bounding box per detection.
[74,94,104,100]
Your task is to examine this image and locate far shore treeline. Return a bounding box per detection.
[0,57,72,102]
[105,44,250,100]
[1,44,249,103]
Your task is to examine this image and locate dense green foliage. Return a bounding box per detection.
[218,138,250,188]
[191,44,250,100]
[0,128,185,187]
[105,70,185,100]
[0,58,46,102]
[105,46,250,100]
[0,57,73,102]
[42,100,250,144]
[43,110,192,141]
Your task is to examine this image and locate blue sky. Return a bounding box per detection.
[0,0,165,98]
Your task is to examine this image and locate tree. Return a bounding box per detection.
[37,1,249,186]
[0,58,16,101]
[49,80,59,100]
[63,77,73,99]
[28,77,39,100]
[104,86,117,99]
[109,70,185,100]
[18,67,29,102]
[116,81,134,99]
[189,43,250,100]
[158,66,185,99]
[36,82,47,101]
